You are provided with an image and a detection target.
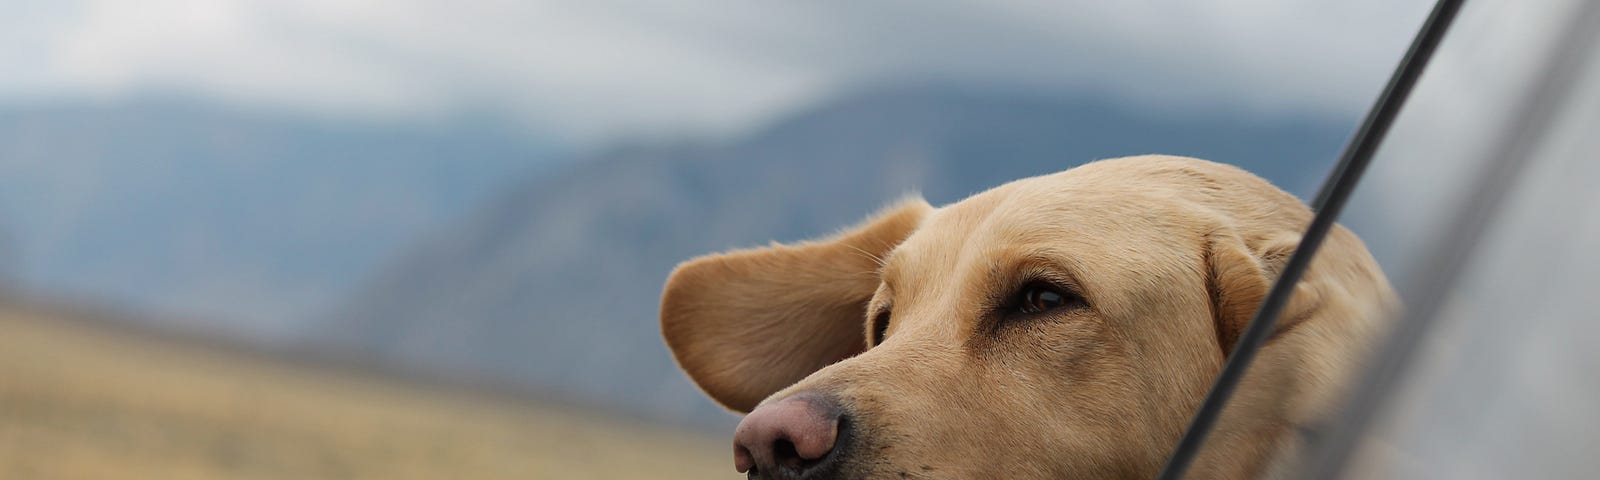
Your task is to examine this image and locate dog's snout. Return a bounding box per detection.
[734,393,845,478]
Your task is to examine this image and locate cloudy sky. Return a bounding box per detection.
[0,0,1451,337]
[2,0,1431,144]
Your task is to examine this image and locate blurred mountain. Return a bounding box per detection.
[321,85,1355,426]
[0,101,550,339]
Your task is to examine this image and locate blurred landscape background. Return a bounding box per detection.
[0,0,1433,477]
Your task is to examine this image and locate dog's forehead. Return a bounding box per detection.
[881,171,1161,283]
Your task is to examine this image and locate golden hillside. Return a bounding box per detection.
[0,306,736,479]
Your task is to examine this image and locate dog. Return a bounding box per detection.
[660,155,1395,479]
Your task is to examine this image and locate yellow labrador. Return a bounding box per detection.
[661,155,1394,479]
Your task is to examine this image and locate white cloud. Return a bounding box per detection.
[1,0,1432,143]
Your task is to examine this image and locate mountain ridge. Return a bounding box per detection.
[320,84,1355,426]
[0,99,552,337]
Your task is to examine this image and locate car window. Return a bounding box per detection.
[1293,0,1600,477]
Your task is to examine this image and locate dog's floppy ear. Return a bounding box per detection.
[661,198,932,412]
[1206,230,1317,356]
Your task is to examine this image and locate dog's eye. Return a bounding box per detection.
[871,309,891,345]
[1016,283,1082,314]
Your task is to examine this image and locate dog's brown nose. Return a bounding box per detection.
[733,393,842,476]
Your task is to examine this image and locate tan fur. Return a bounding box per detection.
[660,155,1395,479]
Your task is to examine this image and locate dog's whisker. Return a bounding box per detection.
[844,243,888,268]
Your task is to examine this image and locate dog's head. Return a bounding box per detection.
[662,156,1393,479]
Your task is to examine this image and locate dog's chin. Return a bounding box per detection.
[746,464,874,480]
[746,462,853,480]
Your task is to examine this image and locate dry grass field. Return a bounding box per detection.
[0,305,736,480]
